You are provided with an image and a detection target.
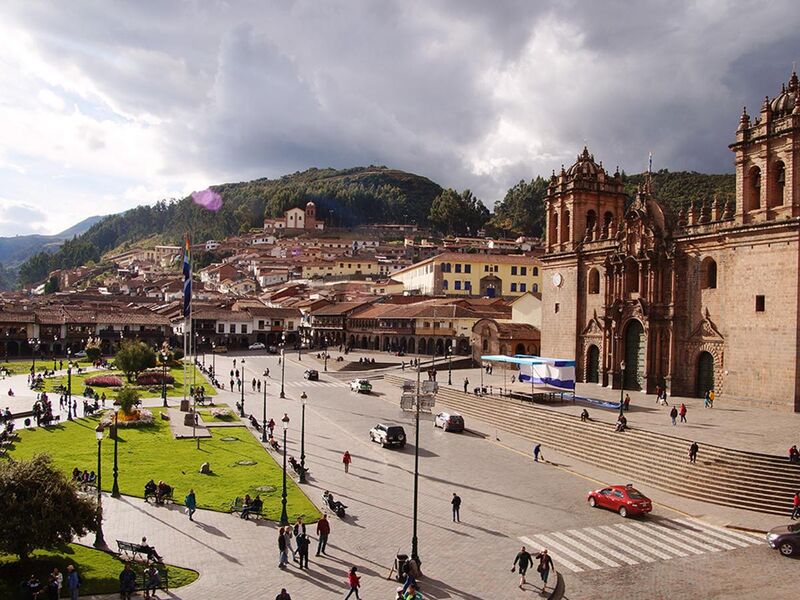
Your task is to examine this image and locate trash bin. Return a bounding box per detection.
[394,554,408,582]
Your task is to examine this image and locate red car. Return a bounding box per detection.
[587,484,652,518]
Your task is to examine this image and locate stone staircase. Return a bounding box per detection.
[385,374,800,516]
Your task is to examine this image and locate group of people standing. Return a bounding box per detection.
[277,514,332,569]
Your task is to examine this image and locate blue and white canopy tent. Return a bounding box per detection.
[480,354,576,398]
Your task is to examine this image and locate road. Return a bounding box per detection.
[67,350,799,599]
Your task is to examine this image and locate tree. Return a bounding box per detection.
[428,188,489,235]
[0,454,99,560]
[116,386,141,415]
[85,337,102,363]
[489,176,549,237]
[114,340,156,383]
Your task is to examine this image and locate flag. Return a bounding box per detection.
[191,188,223,212]
[648,152,653,173]
[183,236,192,318]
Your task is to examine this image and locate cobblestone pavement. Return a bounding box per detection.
[22,353,800,598]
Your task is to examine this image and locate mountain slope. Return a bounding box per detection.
[0,215,108,268]
[17,167,443,285]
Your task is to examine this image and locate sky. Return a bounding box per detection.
[1,0,799,236]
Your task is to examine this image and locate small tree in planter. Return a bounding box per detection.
[116,386,141,417]
[85,336,102,363]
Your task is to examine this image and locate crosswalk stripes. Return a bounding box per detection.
[519,518,761,574]
[282,380,346,388]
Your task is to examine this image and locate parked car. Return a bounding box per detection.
[587,484,652,518]
[212,345,228,354]
[304,369,319,381]
[268,345,278,354]
[248,342,266,350]
[369,424,406,448]
[74,350,87,358]
[434,412,465,432]
[767,523,800,556]
[350,379,373,393]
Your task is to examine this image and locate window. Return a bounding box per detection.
[464,281,471,290]
[484,265,489,272]
[588,268,600,294]
[442,279,449,290]
[700,257,717,289]
[756,295,765,312]
[258,320,265,329]
[554,303,560,313]
[511,283,517,292]
[521,266,527,276]
[241,324,248,334]
[520,283,527,292]
[229,324,236,333]
[217,324,224,333]
[511,266,518,275]
[455,264,462,273]
[533,267,539,276]
[288,322,294,329]
[494,265,498,272]
[465,264,471,273]
[424,321,430,328]
[533,283,539,293]
[455,281,462,290]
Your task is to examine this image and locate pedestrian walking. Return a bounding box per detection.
[535,549,554,592]
[268,418,275,436]
[342,450,352,473]
[533,443,542,462]
[451,492,461,522]
[623,393,631,412]
[257,380,262,392]
[252,377,256,391]
[792,492,800,520]
[679,403,687,423]
[284,526,297,562]
[344,566,361,599]
[278,527,289,568]
[275,588,292,600]
[511,545,533,589]
[185,488,197,521]
[296,532,310,569]
[316,513,330,555]
[66,565,80,600]
[463,377,469,393]
[689,442,699,464]
[670,406,678,426]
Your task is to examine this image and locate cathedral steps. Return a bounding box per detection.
[385,375,800,516]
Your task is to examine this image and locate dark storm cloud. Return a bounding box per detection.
[4,0,800,207]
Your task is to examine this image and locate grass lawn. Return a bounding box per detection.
[7,409,320,522]
[0,543,197,597]
[40,364,216,399]
[0,358,96,376]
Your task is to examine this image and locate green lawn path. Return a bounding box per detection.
[40,364,216,400]
[0,543,197,597]
[8,409,320,522]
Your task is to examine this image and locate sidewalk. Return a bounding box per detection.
[424,364,800,457]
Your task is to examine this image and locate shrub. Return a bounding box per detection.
[135,371,175,386]
[116,387,141,415]
[84,375,123,387]
[101,408,154,428]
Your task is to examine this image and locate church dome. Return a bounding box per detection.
[565,146,603,178]
[769,71,798,117]
[306,201,316,208]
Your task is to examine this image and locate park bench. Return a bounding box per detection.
[145,488,175,505]
[229,497,264,520]
[116,540,154,562]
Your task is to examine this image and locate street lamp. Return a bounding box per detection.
[211,342,216,377]
[28,338,40,374]
[299,392,307,484]
[94,424,106,548]
[447,341,453,386]
[279,333,286,399]
[111,412,120,498]
[261,380,268,443]
[161,351,169,408]
[239,358,246,417]
[66,352,73,421]
[619,360,627,418]
[411,352,422,564]
[280,414,290,525]
[323,336,329,372]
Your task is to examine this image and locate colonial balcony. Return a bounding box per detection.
[414,327,455,336]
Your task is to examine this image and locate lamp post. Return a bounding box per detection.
[161,351,169,408]
[447,341,453,386]
[66,352,73,421]
[29,338,40,374]
[211,342,216,377]
[94,424,106,548]
[280,333,286,399]
[239,358,246,417]
[280,414,290,525]
[619,360,626,418]
[411,351,422,564]
[323,336,328,372]
[299,392,307,484]
[111,412,120,498]
[261,380,268,443]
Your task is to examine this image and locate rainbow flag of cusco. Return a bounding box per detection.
[183,236,192,318]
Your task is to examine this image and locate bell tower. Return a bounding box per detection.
[304,201,317,229]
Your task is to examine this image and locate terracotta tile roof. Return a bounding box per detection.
[310,301,372,316]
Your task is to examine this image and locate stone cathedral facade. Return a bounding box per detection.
[540,72,800,412]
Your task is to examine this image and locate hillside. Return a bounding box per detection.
[17,167,443,285]
[0,215,107,268]
[622,169,735,212]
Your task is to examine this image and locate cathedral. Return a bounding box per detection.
[540,71,800,412]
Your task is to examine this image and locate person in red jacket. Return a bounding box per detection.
[792,492,800,520]
[679,403,687,423]
[344,566,361,599]
[342,450,352,474]
[316,513,331,556]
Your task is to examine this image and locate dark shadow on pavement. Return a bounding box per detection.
[421,575,487,600]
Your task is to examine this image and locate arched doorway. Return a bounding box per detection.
[407,338,415,354]
[427,339,435,355]
[587,345,600,383]
[515,343,526,355]
[623,320,645,390]
[696,351,715,397]
[457,338,470,355]
[436,339,444,356]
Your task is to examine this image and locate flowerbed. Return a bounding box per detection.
[84,375,123,387]
[210,407,234,419]
[136,371,176,386]
[100,408,154,428]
